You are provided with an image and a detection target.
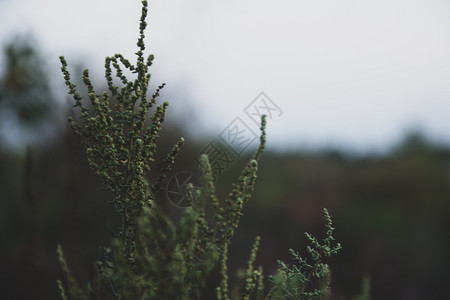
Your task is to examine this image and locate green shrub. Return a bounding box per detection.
[57,1,343,299]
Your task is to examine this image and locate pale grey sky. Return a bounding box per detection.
[2,0,450,153]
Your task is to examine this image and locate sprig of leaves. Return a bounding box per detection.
[267,209,342,300]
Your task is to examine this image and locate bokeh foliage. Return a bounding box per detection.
[1,1,450,299]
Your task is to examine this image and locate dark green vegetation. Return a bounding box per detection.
[55,1,340,298]
[1,1,449,299]
[3,128,449,299]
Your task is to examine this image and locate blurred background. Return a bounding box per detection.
[1,0,450,299]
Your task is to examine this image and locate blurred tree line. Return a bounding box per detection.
[0,36,449,300]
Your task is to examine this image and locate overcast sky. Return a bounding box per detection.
[1,0,450,153]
